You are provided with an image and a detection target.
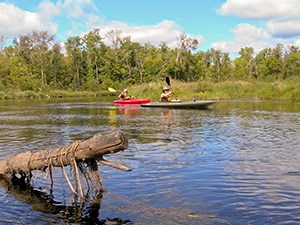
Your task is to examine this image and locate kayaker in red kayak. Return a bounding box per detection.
[119,88,135,100]
[160,86,174,102]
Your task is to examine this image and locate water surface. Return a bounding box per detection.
[0,98,299,224]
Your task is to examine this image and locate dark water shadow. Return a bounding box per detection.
[0,178,223,225]
[0,179,133,225]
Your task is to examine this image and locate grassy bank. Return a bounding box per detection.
[0,89,112,100]
[0,77,299,101]
[130,77,300,101]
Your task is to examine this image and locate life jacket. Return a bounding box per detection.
[161,95,171,102]
[123,93,131,100]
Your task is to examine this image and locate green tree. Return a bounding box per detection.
[255,48,272,79]
[13,31,54,87]
[220,52,232,80]
[233,47,254,79]
[270,44,284,79]
[119,37,143,84]
[141,44,164,82]
[48,43,70,88]
[102,30,128,84]
[172,33,198,80]
[210,48,222,81]
[283,46,300,79]
[82,28,106,90]
[65,36,85,89]
[193,52,209,80]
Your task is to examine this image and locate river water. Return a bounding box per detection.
[0,97,299,225]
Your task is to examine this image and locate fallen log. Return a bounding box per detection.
[0,130,130,198]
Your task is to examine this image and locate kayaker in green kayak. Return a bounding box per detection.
[160,86,174,102]
[119,88,135,100]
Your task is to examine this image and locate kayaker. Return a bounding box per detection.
[119,88,134,100]
[160,86,174,102]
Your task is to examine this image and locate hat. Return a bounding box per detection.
[123,88,128,92]
[162,86,169,91]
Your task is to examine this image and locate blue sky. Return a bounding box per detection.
[0,0,299,57]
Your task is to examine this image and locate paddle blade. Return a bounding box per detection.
[108,87,117,93]
[166,77,171,86]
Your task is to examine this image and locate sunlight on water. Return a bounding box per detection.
[0,98,299,224]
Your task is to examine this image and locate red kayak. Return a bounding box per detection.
[113,98,151,105]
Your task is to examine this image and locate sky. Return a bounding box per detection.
[0,0,300,57]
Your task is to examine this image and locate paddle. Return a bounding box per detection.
[165,76,177,100]
[108,87,117,93]
[166,77,171,86]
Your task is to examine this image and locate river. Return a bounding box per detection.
[0,97,299,224]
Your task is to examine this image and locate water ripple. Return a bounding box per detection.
[0,99,299,224]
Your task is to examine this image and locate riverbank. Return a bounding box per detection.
[0,89,111,100]
[1,77,299,101]
[120,77,300,101]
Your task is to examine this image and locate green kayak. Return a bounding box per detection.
[141,99,218,109]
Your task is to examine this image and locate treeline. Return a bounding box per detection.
[0,29,299,93]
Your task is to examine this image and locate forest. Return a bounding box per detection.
[0,29,299,100]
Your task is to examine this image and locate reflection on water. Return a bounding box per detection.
[0,179,106,224]
[0,98,300,224]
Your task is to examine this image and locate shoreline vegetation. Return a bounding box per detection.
[1,77,299,101]
[1,31,299,102]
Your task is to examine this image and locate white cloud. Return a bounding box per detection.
[60,0,97,18]
[0,0,104,41]
[294,39,300,47]
[219,0,300,20]
[234,23,271,42]
[0,1,202,49]
[267,20,300,37]
[65,11,199,49]
[219,0,300,39]
[37,0,97,19]
[212,23,279,54]
[38,1,60,19]
[0,3,57,39]
[64,0,95,6]
[94,20,203,49]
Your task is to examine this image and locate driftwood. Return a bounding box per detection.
[0,130,130,198]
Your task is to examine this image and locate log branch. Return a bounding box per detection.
[99,156,132,171]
